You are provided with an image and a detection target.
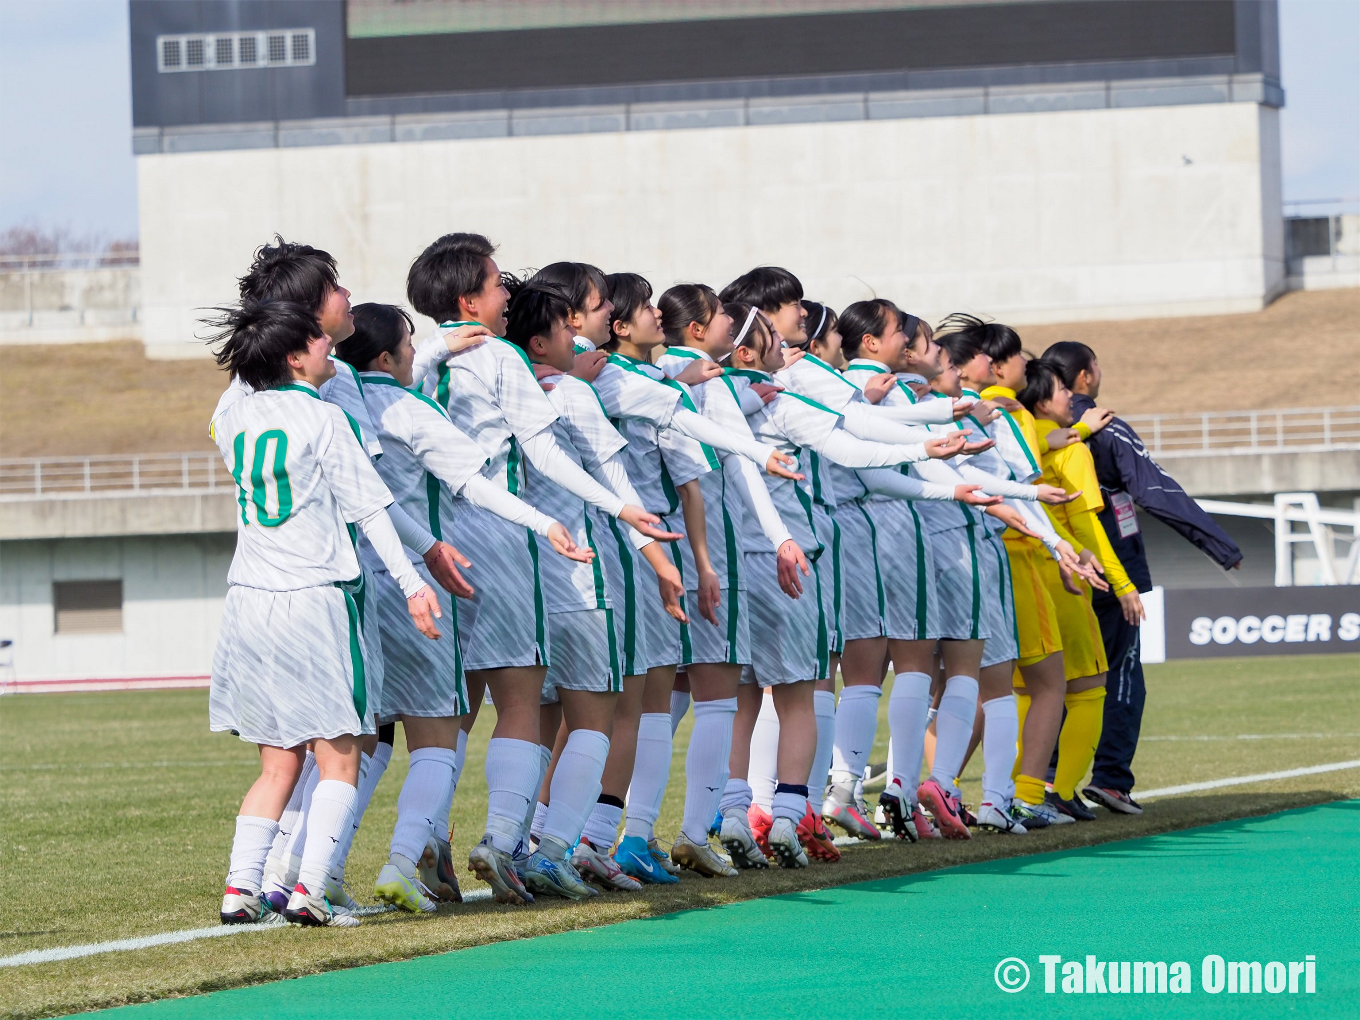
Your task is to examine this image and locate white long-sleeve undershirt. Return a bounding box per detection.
[723,454,792,550]
[816,428,928,468]
[856,468,956,502]
[956,464,1040,500]
[670,407,778,467]
[520,430,626,518]
[459,473,558,538]
[590,453,656,551]
[359,506,426,597]
[840,402,936,445]
[387,501,437,556]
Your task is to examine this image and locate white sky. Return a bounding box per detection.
[0,0,1356,240]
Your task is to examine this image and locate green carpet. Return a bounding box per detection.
[102,801,1359,1019]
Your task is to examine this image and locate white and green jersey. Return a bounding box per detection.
[356,371,488,564]
[774,355,863,507]
[524,374,627,613]
[210,382,392,590]
[960,387,1041,484]
[419,325,559,492]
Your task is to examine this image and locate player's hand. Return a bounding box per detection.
[781,348,806,369]
[406,584,442,639]
[951,397,976,421]
[776,539,810,599]
[990,394,1023,413]
[1054,539,1082,574]
[1036,484,1079,505]
[862,373,898,405]
[970,399,1002,425]
[676,359,724,386]
[1044,427,1079,451]
[547,522,594,562]
[986,503,1039,538]
[532,362,560,391]
[1118,589,1145,626]
[1081,406,1115,435]
[1059,562,1084,596]
[570,349,608,383]
[443,323,493,354]
[953,484,1002,506]
[907,380,931,399]
[696,567,721,627]
[619,504,683,543]
[750,382,782,404]
[764,451,804,480]
[653,557,688,624]
[962,437,996,454]
[925,431,968,459]
[424,540,475,599]
[1076,548,1110,592]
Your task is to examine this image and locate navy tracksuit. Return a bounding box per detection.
[1070,394,1243,794]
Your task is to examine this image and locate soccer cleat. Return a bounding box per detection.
[220,886,262,925]
[1045,790,1096,822]
[468,838,534,905]
[948,790,978,829]
[877,781,919,842]
[708,810,724,839]
[647,838,682,876]
[614,835,680,885]
[1083,786,1144,815]
[822,797,882,840]
[797,804,841,862]
[572,839,643,891]
[419,837,463,903]
[1012,798,1071,827]
[523,850,599,901]
[767,816,809,869]
[282,883,361,927]
[374,863,438,913]
[671,833,738,877]
[911,804,941,840]
[260,873,292,915]
[747,803,774,857]
[917,778,971,840]
[720,812,770,869]
[323,874,359,912]
[976,802,1027,834]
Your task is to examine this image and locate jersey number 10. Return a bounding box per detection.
[231,430,293,527]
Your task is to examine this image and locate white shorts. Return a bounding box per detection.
[931,525,989,642]
[648,512,693,669]
[866,499,940,641]
[542,609,623,701]
[373,562,468,721]
[684,585,750,667]
[830,502,885,643]
[597,511,679,676]
[811,506,842,667]
[979,531,1020,667]
[342,564,384,719]
[210,583,374,748]
[741,551,820,687]
[450,502,549,671]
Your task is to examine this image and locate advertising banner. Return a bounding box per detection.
[1159,585,1360,660]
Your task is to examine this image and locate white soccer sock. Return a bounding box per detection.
[484,737,543,853]
[830,685,881,799]
[888,672,932,792]
[281,759,321,885]
[390,747,457,864]
[624,712,672,840]
[226,815,279,894]
[719,777,753,818]
[680,697,736,844]
[329,749,376,880]
[451,729,469,800]
[980,695,1020,806]
[541,729,611,848]
[264,751,316,883]
[669,690,691,735]
[808,689,837,814]
[530,800,549,841]
[297,779,356,893]
[771,787,807,825]
[747,695,780,811]
[523,743,553,843]
[581,799,625,850]
[433,741,459,843]
[931,675,980,787]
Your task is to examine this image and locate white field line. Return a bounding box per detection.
[0,893,490,969]
[1141,733,1360,742]
[1136,759,1360,799]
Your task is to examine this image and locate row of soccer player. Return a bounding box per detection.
[209,233,1141,927]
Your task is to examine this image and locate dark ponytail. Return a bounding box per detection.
[837,298,901,359]
[332,303,414,371]
[1017,358,1062,414]
[658,283,720,346]
[1041,341,1097,390]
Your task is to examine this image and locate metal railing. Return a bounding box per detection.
[0,453,228,500]
[1122,406,1360,456]
[0,251,140,271]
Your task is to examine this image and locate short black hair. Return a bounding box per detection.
[238,236,338,314]
[937,312,1022,365]
[407,232,497,324]
[606,272,653,350]
[837,298,901,359]
[1017,358,1063,414]
[658,283,720,346]
[719,267,803,312]
[530,262,609,314]
[1041,341,1097,390]
[206,300,321,391]
[504,284,571,353]
[802,300,837,346]
[935,331,981,373]
[333,303,414,371]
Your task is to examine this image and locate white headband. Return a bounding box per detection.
[812,304,828,341]
[733,305,760,349]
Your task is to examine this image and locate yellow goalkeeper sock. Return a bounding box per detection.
[1053,686,1106,800]
[1012,691,1031,782]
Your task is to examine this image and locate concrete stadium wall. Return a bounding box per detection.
[137,99,1283,357]
[0,534,231,683]
[0,267,142,345]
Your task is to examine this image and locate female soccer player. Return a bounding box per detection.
[207,300,442,928]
